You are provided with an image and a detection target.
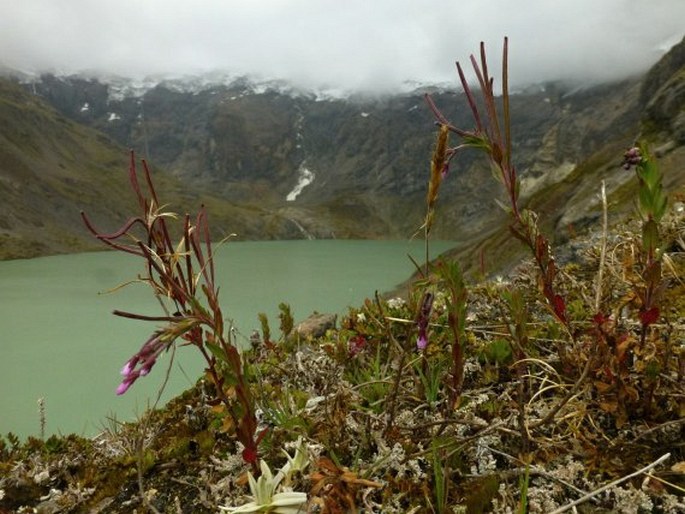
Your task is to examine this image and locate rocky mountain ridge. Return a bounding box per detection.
[10,73,643,234]
[1,37,684,265]
[0,77,344,260]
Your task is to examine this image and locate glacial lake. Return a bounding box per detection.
[0,239,455,438]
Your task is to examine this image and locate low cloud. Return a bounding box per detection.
[1,0,683,91]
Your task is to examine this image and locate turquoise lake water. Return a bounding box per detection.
[0,240,455,438]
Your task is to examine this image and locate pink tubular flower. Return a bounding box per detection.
[416,292,434,351]
[116,331,167,395]
[116,373,138,395]
[120,360,136,376]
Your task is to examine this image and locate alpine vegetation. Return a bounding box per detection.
[1,38,683,513]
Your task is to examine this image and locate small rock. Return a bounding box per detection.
[32,470,50,485]
[294,313,337,339]
[36,499,61,514]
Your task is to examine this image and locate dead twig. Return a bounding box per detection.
[629,417,685,444]
[528,356,593,430]
[595,180,608,312]
[548,453,671,514]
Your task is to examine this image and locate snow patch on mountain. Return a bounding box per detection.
[287,164,315,202]
[105,75,164,101]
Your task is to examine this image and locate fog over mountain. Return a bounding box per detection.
[1,0,684,92]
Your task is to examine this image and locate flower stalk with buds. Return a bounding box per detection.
[82,152,262,473]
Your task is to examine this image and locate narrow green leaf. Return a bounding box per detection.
[654,193,668,221]
[205,341,227,363]
[642,219,659,255]
[638,187,653,216]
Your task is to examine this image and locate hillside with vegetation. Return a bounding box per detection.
[0,81,385,260]
[1,38,684,513]
[6,38,683,255]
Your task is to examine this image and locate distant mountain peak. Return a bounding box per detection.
[1,65,463,103]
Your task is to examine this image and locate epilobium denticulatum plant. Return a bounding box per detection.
[622,142,668,341]
[424,38,571,336]
[423,39,678,432]
[81,152,264,473]
[420,38,592,438]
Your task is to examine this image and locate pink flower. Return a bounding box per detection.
[115,332,167,395]
[120,360,136,376]
[416,292,434,351]
[116,375,137,395]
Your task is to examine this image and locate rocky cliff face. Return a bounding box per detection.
[641,36,685,147]
[2,37,684,260]
[20,74,644,238]
[0,79,359,259]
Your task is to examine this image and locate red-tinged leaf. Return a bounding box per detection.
[240,428,268,466]
[242,446,258,465]
[593,312,607,326]
[553,294,567,323]
[255,427,269,445]
[639,307,660,327]
[602,365,615,382]
[348,335,367,357]
[546,263,556,285]
[491,141,503,166]
[535,234,546,260]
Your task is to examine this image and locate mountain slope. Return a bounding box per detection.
[0,80,369,260]
[21,73,646,242]
[0,79,138,258]
[2,37,684,261]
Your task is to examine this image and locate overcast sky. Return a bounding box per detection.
[1,0,683,92]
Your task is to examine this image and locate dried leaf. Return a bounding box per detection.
[616,336,635,363]
[671,461,685,474]
[623,384,640,403]
[594,381,613,394]
[599,401,618,413]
